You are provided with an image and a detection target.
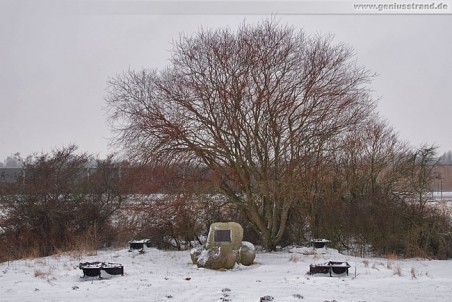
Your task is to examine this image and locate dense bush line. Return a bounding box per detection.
[1,145,451,262]
[0,146,125,261]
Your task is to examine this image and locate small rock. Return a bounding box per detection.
[190,248,202,264]
[238,241,256,266]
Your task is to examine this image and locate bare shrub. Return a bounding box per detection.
[0,146,127,261]
[387,252,398,261]
[131,194,208,250]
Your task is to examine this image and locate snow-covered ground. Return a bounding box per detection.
[431,192,452,204]
[1,246,451,302]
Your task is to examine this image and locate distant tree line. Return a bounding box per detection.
[439,151,452,165]
[0,156,21,168]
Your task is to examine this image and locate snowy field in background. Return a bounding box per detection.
[1,246,451,302]
[431,191,452,201]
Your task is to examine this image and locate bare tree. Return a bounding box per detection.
[335,118,411,199]
[106,20,376,250]
[402,145,440,211]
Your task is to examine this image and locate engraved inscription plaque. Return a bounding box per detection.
[214,229,232,242]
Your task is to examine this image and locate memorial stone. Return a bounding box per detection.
[195,222,254,270]
[205,222,243,250]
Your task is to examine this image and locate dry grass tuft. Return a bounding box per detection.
[34,269,51,279]
[393,263,402,276]
[386,261,392,270]
[410,267,417,279]
[289,254,300,263]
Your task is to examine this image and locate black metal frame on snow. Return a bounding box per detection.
[79,262,124,279]
[128,239,151,253]
[309,261,351,277]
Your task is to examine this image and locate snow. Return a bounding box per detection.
[432,192,452,200]
[1,246,451,301]
[241,241,255,249]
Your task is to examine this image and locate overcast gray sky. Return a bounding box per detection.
[1,0,451,160]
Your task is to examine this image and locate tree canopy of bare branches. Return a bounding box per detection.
[106,20,377,250]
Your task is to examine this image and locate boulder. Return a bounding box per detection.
[194,222,254,270]
[197,246,236,270]
[239,241,256,266]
